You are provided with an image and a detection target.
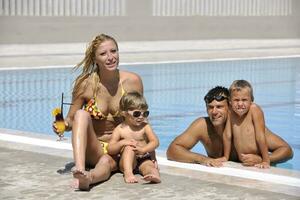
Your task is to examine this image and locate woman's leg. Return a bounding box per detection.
[71,110,104,190]
[119,146,138,183]
[89,154,118,184]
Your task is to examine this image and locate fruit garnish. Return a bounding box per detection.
[52,108,61,116]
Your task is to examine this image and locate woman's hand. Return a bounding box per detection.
[52,120,69,134]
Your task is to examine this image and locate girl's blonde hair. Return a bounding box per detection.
[119,92,148,111]
[72,34,118,98]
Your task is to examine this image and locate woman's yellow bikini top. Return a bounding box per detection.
[83,82,126,120]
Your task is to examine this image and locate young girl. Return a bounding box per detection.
[108,92,161,183]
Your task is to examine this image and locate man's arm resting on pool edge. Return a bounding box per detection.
[240,128,293,166]
[166,118,223,167]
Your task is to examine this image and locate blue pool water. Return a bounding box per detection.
[0,57,299,170]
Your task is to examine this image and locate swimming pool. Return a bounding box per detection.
[0,57,299,170]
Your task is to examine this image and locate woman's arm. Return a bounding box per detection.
[63,94,85,131]
[53,81,86,133]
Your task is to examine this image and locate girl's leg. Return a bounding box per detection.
[139,160,161,183]
[119,146,138,183]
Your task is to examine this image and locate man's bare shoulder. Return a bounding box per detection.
[184,117,210,137]
[190,117,209,128]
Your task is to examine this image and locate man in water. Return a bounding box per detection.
[167,86,293,167]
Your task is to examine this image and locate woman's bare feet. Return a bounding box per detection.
[72,168,92,191]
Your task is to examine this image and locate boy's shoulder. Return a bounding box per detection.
[249,103,265,118]
[249,103,263,112]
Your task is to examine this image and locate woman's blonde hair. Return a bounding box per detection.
[72,34,118,98]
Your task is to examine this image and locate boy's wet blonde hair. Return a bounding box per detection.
[119,91,148,112]
[72,33,118,98]
[229,80,254,101]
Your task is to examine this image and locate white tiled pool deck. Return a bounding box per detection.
[1,40,300,199]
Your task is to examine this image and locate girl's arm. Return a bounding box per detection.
[252,104,270,168]
[107,128,123,155]
[108,127,137,155]
[136,124,159,154]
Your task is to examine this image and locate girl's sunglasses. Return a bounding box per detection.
[128,110,150,118]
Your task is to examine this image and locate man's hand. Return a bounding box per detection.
[202,158,224,167]
[254,161,270,169]
[215,156,227,162]
[240,153,262,166]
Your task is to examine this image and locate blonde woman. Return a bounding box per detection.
[53,34,144,190]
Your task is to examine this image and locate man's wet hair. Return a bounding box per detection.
[204,86,229,104]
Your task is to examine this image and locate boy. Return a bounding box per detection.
[108,92,161,183]
[222,80,270,168]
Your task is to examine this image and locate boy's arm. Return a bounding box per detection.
[222,113,232,161]
[252,104,270,168]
